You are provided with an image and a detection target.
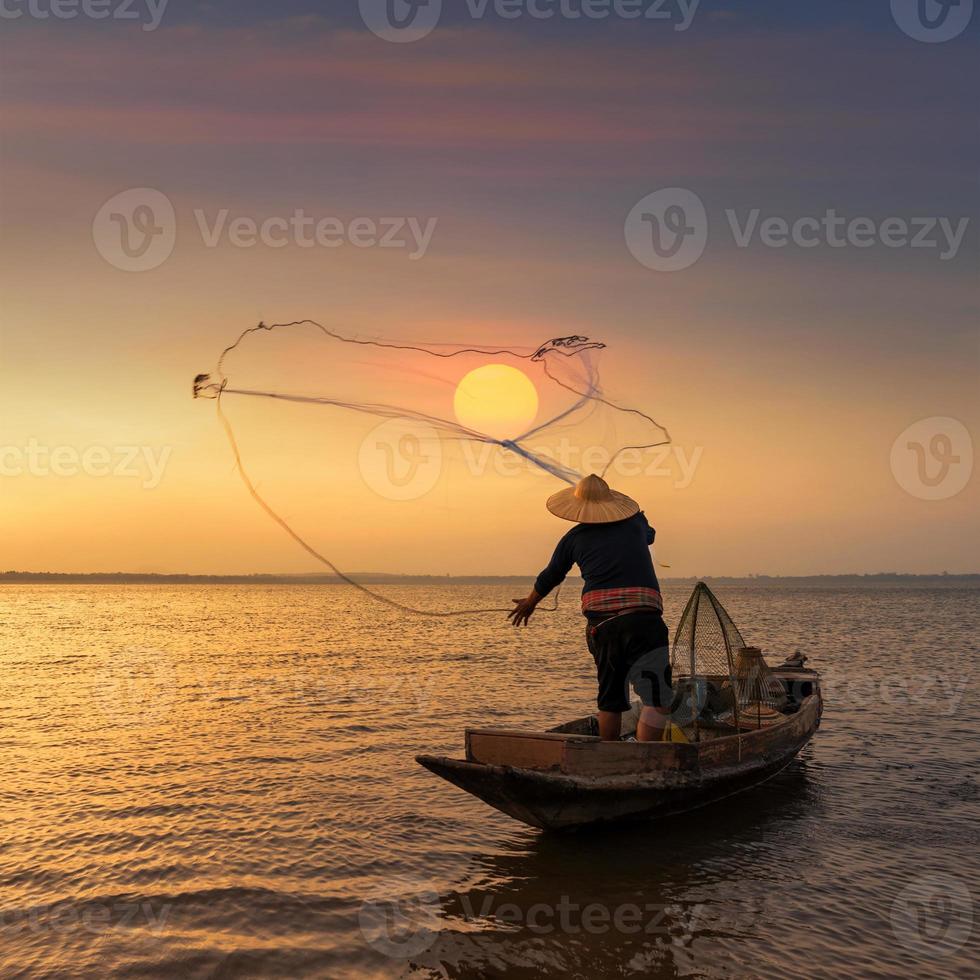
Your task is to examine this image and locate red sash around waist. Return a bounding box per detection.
[581,587,663,615]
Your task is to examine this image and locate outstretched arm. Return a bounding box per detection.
[508,589,542,627]
[507,535,574,627]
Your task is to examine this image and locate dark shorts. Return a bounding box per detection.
[586,611,672,713]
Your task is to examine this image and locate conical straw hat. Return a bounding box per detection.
[546,474,640,524]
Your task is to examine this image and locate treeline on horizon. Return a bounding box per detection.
[2,571,977,587]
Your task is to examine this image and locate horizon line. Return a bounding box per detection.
[2,570,977,583]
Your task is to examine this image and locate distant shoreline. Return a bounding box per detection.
[2,571,977,588]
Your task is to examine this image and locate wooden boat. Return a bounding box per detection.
[417,662,822,831]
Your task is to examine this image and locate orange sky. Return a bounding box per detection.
[1,18,976,576]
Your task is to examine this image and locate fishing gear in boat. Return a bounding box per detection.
[669,581,788,742]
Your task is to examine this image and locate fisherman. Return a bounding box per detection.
[508,474,672,742]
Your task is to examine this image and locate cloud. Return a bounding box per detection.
[5,20,965,164]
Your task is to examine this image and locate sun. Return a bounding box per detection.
[453,364,539,441]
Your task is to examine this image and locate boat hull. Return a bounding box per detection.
[417,690,821,830]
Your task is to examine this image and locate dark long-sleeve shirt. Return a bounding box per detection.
[533,512,662,620]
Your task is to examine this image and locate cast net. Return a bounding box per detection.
[193,319,671,618]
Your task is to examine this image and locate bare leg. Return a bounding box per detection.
[636,706,671,742]
[597,710,622,741]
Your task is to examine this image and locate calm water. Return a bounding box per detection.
[0,584,976,979]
